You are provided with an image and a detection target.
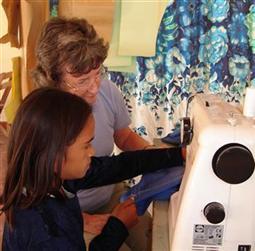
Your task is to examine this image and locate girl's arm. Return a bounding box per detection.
[89,216,128,251]
[89,198,137,251]
[64,147,183,192]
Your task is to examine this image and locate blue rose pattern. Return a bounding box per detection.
[109,0,255,138]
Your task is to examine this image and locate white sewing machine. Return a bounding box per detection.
[169,93,255,251]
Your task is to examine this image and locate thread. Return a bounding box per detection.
[243,87,255,117]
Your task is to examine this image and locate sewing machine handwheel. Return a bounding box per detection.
[212,143,255,184]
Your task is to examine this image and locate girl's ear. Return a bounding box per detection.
[54,153,65,177]
[52,164,63,191]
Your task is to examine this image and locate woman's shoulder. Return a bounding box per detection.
[100,78,121,97]
[98,79,126,111]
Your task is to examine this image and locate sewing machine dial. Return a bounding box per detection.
[204,202,225,224]
[212,143,255,184]
[180,117,193,146]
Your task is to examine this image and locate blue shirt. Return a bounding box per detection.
[77,79,131,212]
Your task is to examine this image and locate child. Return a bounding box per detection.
[0,88,184,251]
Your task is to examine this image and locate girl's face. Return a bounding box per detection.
[61,115,95,180]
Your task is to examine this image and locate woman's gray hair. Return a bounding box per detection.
[32,17,109,88]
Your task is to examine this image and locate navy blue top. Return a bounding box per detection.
[3,195,127,251]
[2,148,183,251]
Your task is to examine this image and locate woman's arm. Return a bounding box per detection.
[113,127,151,151]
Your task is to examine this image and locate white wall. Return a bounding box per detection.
[0,5,21,73]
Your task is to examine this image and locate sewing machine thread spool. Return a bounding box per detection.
[243,87,255,117]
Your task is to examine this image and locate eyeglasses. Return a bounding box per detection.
[63,66,107,93]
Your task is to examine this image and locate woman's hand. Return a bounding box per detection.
[83,212,110,234]
[112,198,138,229]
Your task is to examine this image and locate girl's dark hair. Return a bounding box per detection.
[0,87,92,227]
[32,17,109,88]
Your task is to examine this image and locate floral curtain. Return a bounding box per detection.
[109,0,255,142]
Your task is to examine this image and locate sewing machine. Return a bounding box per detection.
[168,94,255,251]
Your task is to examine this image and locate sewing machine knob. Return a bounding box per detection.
[180,117,193,146]
[204,202,225,224]
[212,143,255,184]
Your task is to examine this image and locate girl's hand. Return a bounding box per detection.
[83,212,110,234]
[111,198,138,229]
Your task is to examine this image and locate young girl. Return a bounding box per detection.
[0,88,184,251]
